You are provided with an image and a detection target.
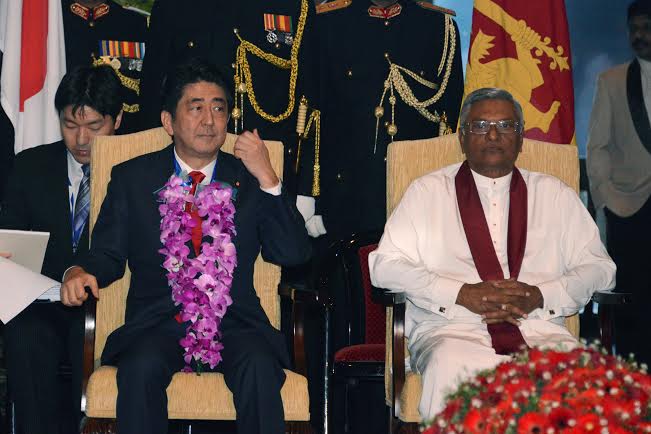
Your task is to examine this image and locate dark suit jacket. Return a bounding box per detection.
[0,141,89,280]
[78,144,311,367]
[139,0,317,194]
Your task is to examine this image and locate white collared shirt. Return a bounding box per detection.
[67,151,85,214]
[471,169,512,278]
[638,56,651,122]
[369,163,616,345]
[173,148,281,195]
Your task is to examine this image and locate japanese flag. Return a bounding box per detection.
[0,0,66,154]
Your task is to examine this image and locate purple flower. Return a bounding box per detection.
[159,176,238,371]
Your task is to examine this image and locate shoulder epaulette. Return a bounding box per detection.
[316,0,352,14]
[416,1,456,16]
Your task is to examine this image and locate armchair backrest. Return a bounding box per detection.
[89,127,284,360]
[384,133,580,404]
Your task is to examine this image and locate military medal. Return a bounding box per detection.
[264,13,294,46]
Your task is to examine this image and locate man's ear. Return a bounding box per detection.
[161,110,174,136]
[113,110,123,131]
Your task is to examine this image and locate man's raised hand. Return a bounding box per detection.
[233,129,280,189]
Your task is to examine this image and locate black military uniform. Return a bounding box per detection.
[139,0,316,195]
[305,0,464,240]
[299,2,464,432]
[63,0,147,133]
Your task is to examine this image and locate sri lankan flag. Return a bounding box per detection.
[464,0,575,144]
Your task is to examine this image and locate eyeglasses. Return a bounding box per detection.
[464,120,522,135]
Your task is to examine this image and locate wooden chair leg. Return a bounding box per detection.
[80,417,116,434]
[285,421,314,434]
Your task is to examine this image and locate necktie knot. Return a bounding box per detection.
[82,164,90,178]
[188,171,205,186]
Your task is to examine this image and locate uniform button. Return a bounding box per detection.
[288,148,293,155]
[89,21,95,28]
[187,41,195,48]
[231,63,236,69]
[384,52,390,59]
[275,42,281,49]
[384,156,387,162]
[384,20,390,26]
[419,70,425,76]
[336,173,343,181]
[346,69,353,77]
[384,121,389,127]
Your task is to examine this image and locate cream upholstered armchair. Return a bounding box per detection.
[372,133,624,433]
[80,127,313,433]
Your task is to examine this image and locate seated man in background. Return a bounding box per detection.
[61,58,311,434]
[1,65,123,434]
[369,87,616,419]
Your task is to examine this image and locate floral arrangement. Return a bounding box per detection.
[424,345,651,434]
[158,175,237,371]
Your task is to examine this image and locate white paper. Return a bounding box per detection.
[0,257,61,324]
[0,229,50,272]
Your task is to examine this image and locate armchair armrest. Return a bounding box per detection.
[81,287,97,412]
[591,290,633,305]
[371,286,407,416]
[591,291,633,355]
[278,283,329,376]
[371,286,406,306]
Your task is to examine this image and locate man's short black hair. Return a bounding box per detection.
[54,65,123,120]
[161,58,234,118]
[628,0,651,21]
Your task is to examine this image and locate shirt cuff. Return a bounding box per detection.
[430,277,465,319]
[261,182,282,196]
[533,280,566,320]
[62,265,80,283]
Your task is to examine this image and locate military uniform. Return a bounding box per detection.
[305,0,464,239]
[140,0,317,195]
[63,0,147,133]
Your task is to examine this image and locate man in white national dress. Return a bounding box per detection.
[369,87,616,419]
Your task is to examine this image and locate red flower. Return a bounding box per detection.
[548,407,575,430]
[426,347,651,434]
[517,412,548,434]
[463,409,488,433]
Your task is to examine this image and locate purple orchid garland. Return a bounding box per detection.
[158,175,237,371]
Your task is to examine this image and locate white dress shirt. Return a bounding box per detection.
[67,151,85,215]
[173,148,281,196]
[638,57,651,123]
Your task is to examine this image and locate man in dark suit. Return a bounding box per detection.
[139,0,316,194]
[61,59,311,434]
[0,65,123,434]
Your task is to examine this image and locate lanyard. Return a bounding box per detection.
[173,156,218,185]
